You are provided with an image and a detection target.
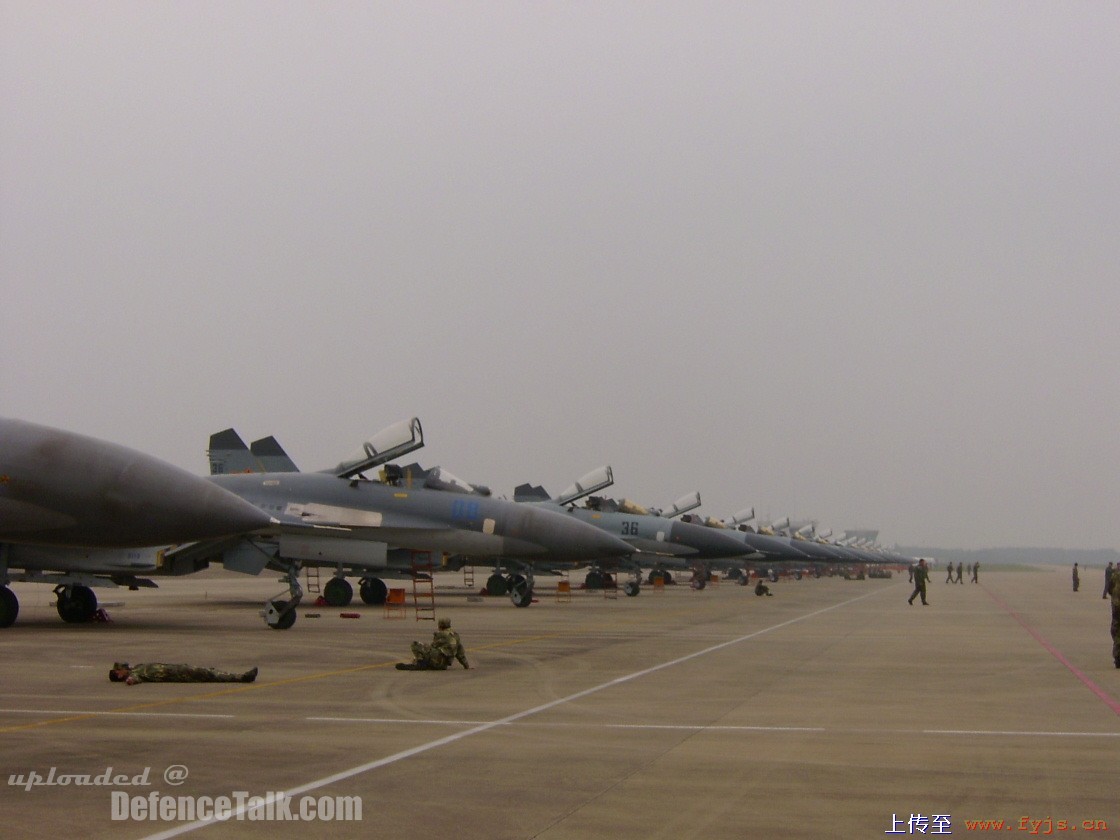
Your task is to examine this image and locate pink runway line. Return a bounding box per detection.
[984,586,1120,716]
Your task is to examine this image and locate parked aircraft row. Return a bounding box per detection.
[0,416,913,630]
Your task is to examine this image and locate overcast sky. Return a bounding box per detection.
[2,3,1117,551]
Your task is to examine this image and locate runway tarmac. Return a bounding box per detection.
[1,565,1116,838]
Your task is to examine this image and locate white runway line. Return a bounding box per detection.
[142,589,883,840]
[308,716,1118,738]
[0,709,235,719]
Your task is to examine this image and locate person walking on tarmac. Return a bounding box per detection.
[955,562,964,584]
[1109,574,1120,669]
[1072,563,1080,592]
[908,559,930,606]
[945,562,954,584]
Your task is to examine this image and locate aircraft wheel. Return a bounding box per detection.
[268,600,297,630]
[795,571,803,581]
[737,574,750,586]
[646,571,658,584]
[623,581,640,597]
[508,575,533,608]
[584,570,603,589]
[727,567,742,581]
[57,585,97,623]
[692,577,707,590]
[359,578,388,605]
[0,587,18,628]
[601,573,615,588]
[485,574,509,596]
[323,577,353,607]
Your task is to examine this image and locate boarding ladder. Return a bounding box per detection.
[304,564,321,595]
[410,551,436,622]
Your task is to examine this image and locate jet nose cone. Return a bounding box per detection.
[584,523,634,558]
[750,534,808,559]
[670,522,749,558]
[527,506,633,560]
[174,481,274,539]
[0,417,272,547]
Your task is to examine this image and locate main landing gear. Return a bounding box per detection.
[586,568,640,597]
[359,577,388,605]
[55,584,98,623]
[0,586,19,628]
[484,571,534,606]
[322,576,353,607]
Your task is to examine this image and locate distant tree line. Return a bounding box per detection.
[898,546,1120,567]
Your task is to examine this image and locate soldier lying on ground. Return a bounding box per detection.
[109,662,257,685]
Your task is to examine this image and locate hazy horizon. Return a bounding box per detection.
[3,3,1117,551]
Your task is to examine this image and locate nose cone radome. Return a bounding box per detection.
[0,418,271,547]
[669,521,753,558]
[519,505,634,560]
[743,533,810,559]
[789,539,841,561]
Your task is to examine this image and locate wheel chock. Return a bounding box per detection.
[340,612,361,619]
[303,613,321,619]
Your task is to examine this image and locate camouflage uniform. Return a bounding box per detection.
[400,622,469,670]
[115,662,256,684]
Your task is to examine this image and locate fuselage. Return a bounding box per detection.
[208,472,634,563]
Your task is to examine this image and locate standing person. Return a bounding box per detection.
[397,618,470,670]
[1110,574,1120,669]
[1104,562,1114,600]
[1072,563,1080,592]
[955,562,964,584]
[109,662,257,685]
[971,561,980,584]
[945,563,954,584]
[908,558,930,606]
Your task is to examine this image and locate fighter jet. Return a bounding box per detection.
[506,470,752,596]
[187,420,636,624]
[0,417,273,628]
[674,507,814,585]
